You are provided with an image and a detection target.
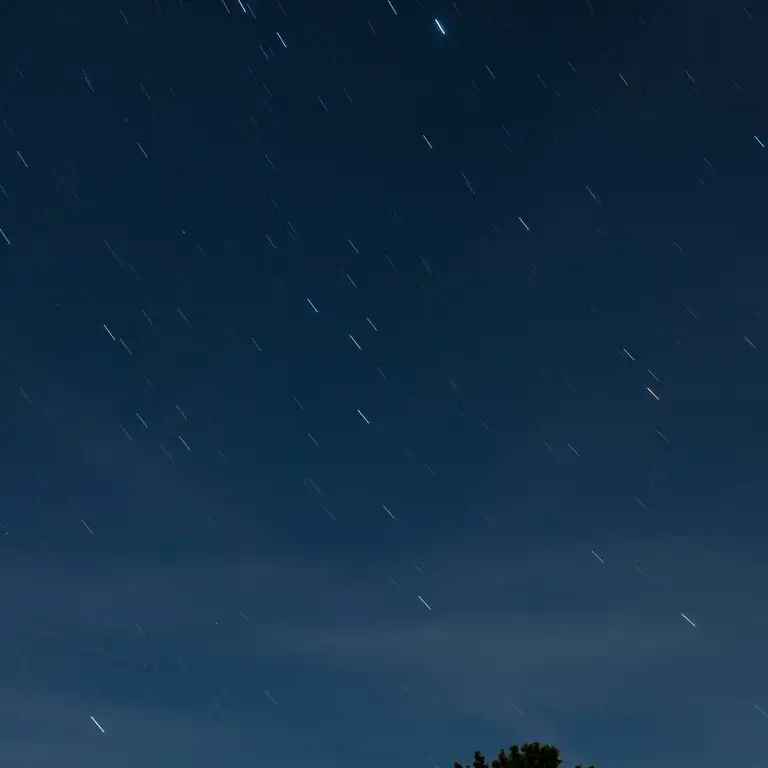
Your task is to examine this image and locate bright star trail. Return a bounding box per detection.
[0,1,767,768]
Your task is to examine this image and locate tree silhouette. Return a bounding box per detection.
[454,742,595,768]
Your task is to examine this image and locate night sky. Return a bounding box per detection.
[1,0,768,766]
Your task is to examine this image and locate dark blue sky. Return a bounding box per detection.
[1,0,768,766]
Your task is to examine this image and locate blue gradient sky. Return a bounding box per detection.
[1,0,768,766]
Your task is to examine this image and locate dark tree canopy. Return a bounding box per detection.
[454,742,595,768]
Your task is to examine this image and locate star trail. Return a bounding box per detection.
[1,0,768,767]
